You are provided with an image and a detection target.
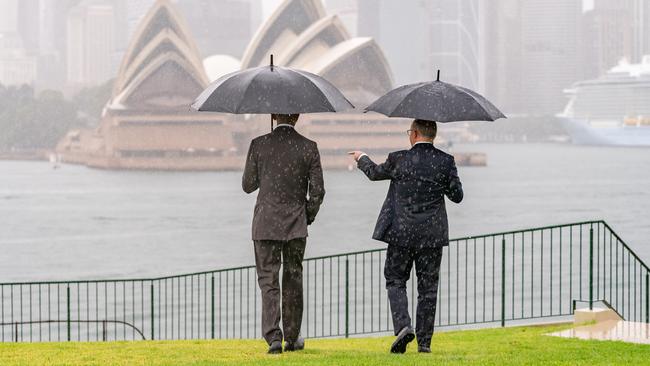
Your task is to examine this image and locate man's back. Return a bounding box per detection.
[358,143,463,247]
[352,120,463,353]
[242,126,325,241]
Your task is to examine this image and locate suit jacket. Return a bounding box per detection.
[357,143,463,248]
[242,126,325,241]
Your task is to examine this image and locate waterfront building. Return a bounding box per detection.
[238,0,419,168]
[0,32,37,86]
[58,0,239,170]
[58,0,470,170]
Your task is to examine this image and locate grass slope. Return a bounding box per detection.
[1,324,649,365]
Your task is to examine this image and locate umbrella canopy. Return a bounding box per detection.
[191,55,354,114]
[365,71,505,122]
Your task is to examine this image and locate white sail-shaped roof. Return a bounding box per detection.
[277,15,349,67]
[300,38,393,105]
[109,0,208,111]
[240,0,326,69]
[240,0,394,105]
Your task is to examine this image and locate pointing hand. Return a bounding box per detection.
[348,151,366,162]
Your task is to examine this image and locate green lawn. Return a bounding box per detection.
[1,324,649,365]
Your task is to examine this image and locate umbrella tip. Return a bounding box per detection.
[270,54,274,70]
[436,69,440,82]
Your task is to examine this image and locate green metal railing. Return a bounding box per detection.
[1,220,647,342]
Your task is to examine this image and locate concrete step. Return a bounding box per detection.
[547,309,650,345]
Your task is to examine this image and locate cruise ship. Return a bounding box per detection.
[559,56,650,146]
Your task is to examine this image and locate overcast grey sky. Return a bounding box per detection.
[262,0,282,19]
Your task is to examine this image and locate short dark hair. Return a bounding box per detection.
[412,119,437,139]
[272,114,300,125]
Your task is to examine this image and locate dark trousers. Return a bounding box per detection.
[385,244,443,348]
[254,238,306,344]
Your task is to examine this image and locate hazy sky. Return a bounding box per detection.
[262,0,282,18]
[264,0,594,18]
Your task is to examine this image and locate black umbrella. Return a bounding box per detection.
[365,70,505,122]
[191,55,354,129]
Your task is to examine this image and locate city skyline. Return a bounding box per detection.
[0,0,648,117]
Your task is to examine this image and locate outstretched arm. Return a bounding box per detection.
[350,151,394,181]
[242,140,259,193]
[445,157,463,203]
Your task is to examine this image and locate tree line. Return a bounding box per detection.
[0,80,113,151]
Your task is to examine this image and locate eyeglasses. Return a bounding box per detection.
[406,129,414,136]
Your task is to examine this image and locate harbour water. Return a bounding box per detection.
[1,143,649,282]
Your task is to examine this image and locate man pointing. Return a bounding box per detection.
[349,119,463,353]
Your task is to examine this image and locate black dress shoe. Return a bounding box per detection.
[268,340,283,354]
[284,337,305,352]
[418,346,431,353]
[390,326,415,354]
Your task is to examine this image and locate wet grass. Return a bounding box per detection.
[1,323,649,365]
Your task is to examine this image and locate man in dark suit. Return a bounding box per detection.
[349,119,463,354]
[242,114,325,354]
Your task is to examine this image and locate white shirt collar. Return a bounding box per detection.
[414,141,433,146]
[275,124,295,129]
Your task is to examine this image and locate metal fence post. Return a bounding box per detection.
[66,286,71,341]
[14,323,18,342]
[501,238,506,327]
[211,275,215,339]
[102,320,107,341]
[589,227,594,310]
[150,283,155,340]
[646,272,649,324]
[645,271,650,323]
[345,258,349,338]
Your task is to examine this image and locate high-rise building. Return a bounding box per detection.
[482,0,582,115]
[0,0,18,33]
[576,0,650,85]
[112,0,129,70]
[17,0,40,53]
[481,0,523,114]
[634,0,650,60]
[357,0,430,85]
[357,0,481,89]
[66,1,116,87]
[520,0,582,115]
[35,0,72,91]
[0,33,37,86]
[428,1,481,90]
[66,6,86,85]
[582,0,637,80]
[0,0,72,90]
[0,0,39,87]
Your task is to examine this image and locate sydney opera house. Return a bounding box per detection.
[57,0,470,170]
